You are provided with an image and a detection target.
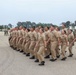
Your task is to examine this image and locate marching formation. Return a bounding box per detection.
[8,24,76,66]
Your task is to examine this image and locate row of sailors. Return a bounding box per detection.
[9,25,76,66]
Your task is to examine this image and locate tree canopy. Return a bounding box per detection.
[0,21,76,30]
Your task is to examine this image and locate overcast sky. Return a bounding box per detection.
[0,0,76,26]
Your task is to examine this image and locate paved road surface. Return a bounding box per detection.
[0,32,76,75]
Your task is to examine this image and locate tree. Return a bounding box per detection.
[25,21,32,28]
[17,22,22,27]
[0,25,3,30]
[75,21,76,26]
[21,22,26,27]
[31,22,36,26]
[65,21,71,28]
[8,23,12,28]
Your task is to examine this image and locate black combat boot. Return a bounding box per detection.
[61,57,67,61]
[57,55,60,58]
[45,55,50,59]
[35,59,39,62]
[50,59,57,62]
[30,56,35,59]
[68,54,73,57]
[26,53,30,56]
[20,50,23,53]
[23,52,26,54]
[39,61,45,66]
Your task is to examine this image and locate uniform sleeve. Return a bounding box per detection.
[33,32,36,40]
[44,32,47,41]
[65,35,68,42]
[54,31,59,38]
[65,28,68,35]
[21,30,24,36]
[71,34,74,40]
[47,32,50,38]
[18,31,21,37]
[58,32,61,38]
[42,34,46,41]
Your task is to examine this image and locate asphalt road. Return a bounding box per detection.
[0,32,76,75]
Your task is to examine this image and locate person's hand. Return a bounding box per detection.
[35,45,38,48]
[66,43,69,46]
[45,47,47,51]
[69,44,72,47]
[59,43,61,46]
